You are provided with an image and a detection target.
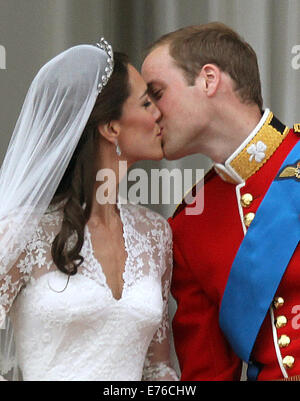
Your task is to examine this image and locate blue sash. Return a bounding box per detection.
[219,140,300,366]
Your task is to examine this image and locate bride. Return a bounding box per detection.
[0,39,178,381]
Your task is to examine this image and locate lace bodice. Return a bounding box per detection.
[0,201,178,381]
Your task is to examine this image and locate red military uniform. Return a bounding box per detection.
[169,110,300,380]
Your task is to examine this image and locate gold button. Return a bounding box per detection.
[278,335,291,348]
[244,212,255,227]
[282,355,295,369]
[275,316,287,328]
[273,297,285,309]
[241,193,253,207]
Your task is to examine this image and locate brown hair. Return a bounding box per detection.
[50,52,130,276]
[147,22,263,109]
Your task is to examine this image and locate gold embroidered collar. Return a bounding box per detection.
[214,109,289,184]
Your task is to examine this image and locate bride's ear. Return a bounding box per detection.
[97,121,121,144]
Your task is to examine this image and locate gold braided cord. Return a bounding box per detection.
[230,112,289,181]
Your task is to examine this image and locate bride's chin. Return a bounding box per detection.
[157,147,165,160]
[147,146,164,161]
[150,151,164,161]
[130,150,164,163]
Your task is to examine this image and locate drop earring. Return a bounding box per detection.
[115,140,121,156]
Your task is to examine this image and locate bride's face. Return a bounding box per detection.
[117,65,163,163]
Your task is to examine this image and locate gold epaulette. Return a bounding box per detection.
[294,124,300,133]
[228,112,289,181]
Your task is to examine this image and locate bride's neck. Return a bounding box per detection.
[89,142,127,227]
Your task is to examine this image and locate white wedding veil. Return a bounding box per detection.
[0,38,114,379]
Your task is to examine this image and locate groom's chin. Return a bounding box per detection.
[163,153,175,161]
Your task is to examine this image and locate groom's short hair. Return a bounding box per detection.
[147,22,263,110]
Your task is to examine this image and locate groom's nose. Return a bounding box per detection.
[152,103,162,122]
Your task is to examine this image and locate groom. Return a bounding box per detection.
[142,22,300,381]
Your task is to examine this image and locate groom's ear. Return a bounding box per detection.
[194,64,221,97]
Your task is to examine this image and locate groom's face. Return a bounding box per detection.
[142,45,203,160]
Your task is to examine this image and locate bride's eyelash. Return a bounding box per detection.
[143,100,152,108]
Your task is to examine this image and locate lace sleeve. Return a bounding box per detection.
[1,208,61,323]
[0,215,43,380]
[142,220,179,381]
[0,244,32,379]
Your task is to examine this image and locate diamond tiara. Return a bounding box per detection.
[95,37,114,93]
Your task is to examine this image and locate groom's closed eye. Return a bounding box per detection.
[151,90,163,100]
[147,84,163,101]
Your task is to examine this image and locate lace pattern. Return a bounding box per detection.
[0,202,178,380]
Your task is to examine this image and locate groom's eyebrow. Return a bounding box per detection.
[147,80,164,91]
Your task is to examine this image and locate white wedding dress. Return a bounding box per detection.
[0,201,178,381]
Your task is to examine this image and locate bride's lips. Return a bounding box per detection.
[156,128,163,137]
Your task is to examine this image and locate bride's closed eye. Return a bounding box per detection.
[142,99,152,108]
